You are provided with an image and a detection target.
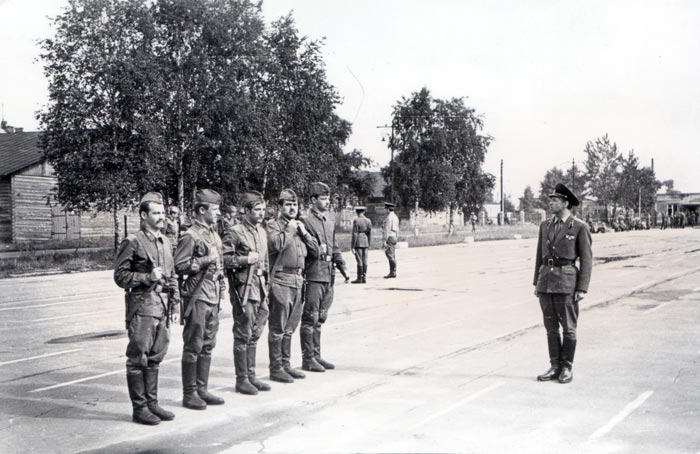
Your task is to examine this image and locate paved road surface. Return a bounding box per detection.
[1,228,699,454]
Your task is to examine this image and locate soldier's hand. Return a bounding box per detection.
[150,267,163,282]
[246,251,259,264]
[170,304,180,324]
[288,219,299,230]
[574,291,585,302]
[533,289,539,297]
[297,222,308,236]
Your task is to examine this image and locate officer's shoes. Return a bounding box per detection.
[351,278,363,284]
[148,404,175,421]
[198,390,225,405]
[558,368,573,384]
[270,369,294,383]
[249,377,271,391]
[316,357,335,370]
[302,358,326,372]
[536,366,561,381]
[132,407,161,425]
[285,367,306,379]
[235,379,259,395]
[384,273,397,279]
[183,392,207,410]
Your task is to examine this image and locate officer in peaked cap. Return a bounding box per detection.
[299,182,349,372]
[175,188,226,410]
[222,190,272,395]
[114,191,180,425]
[533,182,592,384]
[265,188,320,383]
[382,202,399,278]
[351,206,372,284]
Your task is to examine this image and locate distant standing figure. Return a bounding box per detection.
[218,205,237,236]
[351,206,372,284]
[533,183,592,384]
[469,212,477,232]
[164,206,181,251]
[383,202,399,279]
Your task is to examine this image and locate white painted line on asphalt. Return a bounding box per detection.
[7,308,122,323]
[390,319,466,341]
[670,256,686,264]
[29,357,179,393]
[0,348,83,366]
[643,303,671,315]
[0,290,118,306]
[588,390,654,442]
[693,286,700,292]
[411,382,505,429]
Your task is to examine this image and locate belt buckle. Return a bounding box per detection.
[325,255,332,262]
[546,258,554,267]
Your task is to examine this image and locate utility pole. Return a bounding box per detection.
[639,187,642,215]
[571,158,576,194]
[376,123,396,203]
[500,159,504,222]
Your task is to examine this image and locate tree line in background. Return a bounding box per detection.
[381,88,495,226]
[520,133,667,222]
[39,0,369,219]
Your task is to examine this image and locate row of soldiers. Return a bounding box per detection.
[113,183,398,425]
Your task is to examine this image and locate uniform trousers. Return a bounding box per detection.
[301,281,334,360]
[385,241,396,272]
[126,313,170,371]
[182,299,220,364]
[268,282,304,370]
[354,248,368,276]
[232,298,269,350]
[538,293,578,368]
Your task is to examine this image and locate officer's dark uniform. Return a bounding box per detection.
[222,191,271,395]
[266,189,320,382]
[114,192,179,425]
[299,182,349,372]
[351,206,372,284]
[533,183,592,384]
[175,189,226,410]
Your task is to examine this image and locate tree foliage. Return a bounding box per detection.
[39,0,362,221]
[382,87,494,224]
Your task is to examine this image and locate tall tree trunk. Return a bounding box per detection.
[113,202,119,252]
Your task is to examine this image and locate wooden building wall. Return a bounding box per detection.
[0,177,11,242]
[80,208,140,239]
[11,174,56,242]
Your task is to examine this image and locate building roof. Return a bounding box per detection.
[0,131,43,176]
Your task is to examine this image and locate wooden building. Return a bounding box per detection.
[0,130,139,244]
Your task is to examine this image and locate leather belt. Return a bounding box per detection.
[279,267,303,275]
[545,258,574,267]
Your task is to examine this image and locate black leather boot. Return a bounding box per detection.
[282,336,305,379]
[144,367,175,420]
[558,367,573,383]
[127,369,160,425]
[181,360,207,410]
[196,355,224,405]
[314,329,335,370]
[247,346,270,391]
[352,265,363,283]
[234,345,258,395]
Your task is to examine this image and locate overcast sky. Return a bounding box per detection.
[1,0,699,199]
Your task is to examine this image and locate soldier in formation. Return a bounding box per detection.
[174,189,226,410]
[299,182,349,372]
[114,192,180,425]
[265,189,319,382]
[223,191,271,395]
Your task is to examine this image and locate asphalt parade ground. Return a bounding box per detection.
[1,228,699,454]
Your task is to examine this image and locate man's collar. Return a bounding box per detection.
[142,227,162,241]
[193,218,214,232]
[242,217,259,230]
[310,206,326,221]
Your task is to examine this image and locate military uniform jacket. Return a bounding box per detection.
[383,212,399,242]
[222,218,269,302]
[301,207,345,283]
[114,229,179,318]
[266,217,319,289]
[351,216,372,249]
[174,220,224,305]
[533,215,593,294]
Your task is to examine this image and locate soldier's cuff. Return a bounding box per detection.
[136,272,152,284]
